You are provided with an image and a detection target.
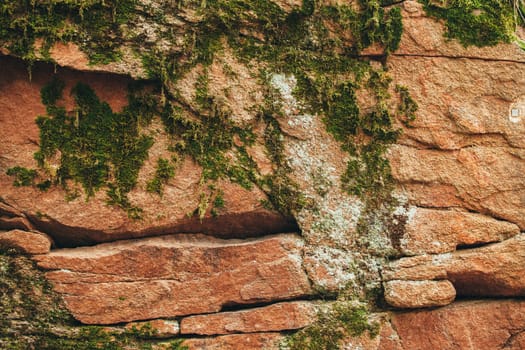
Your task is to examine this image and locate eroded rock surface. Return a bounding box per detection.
[0,229,52,254]
[35,233,313,324]
[180,301,317,335]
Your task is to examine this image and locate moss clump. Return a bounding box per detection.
[6,78,155,218]
[281,302,379,350]
[421,0,517,47]
[146,158,176,196]
[5,166,37,187]
[0,0,136,65]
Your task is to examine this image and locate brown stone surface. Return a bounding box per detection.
[401,208,519,255]
[389,146,525,230]
[0,56,295,247]
[182,332,283,350]
[390,300,525,350]
[0,229,52,254]
[125,319,179,338]
[384,280,456,308]
[35,233,313,324]
[386,234,525,298]
[180,301,317,335]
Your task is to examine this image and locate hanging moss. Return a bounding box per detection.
[5,79,155,218]
[421,0,516,47]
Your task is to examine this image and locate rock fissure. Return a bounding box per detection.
[392,52,525,64]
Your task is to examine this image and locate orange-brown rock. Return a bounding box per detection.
[389,300,525,350]
[125,319,179,338]
[384,280,456,308]
[0,56,296,247]
[180,301,317,335]
[386,234,525,298]
[181,332,283,350]
[389,146,525,229]
[0,229,52,254]
[401,208,519,255]
[35,233,313,324]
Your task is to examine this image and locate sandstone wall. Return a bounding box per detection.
[1,1,525,349]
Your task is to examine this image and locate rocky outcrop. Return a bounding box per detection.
[34,233,313,324]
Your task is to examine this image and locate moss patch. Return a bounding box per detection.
[421,0,517,47]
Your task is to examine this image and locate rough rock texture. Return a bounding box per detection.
[180,301,317,335]
[0,56,296,247]
[34,233,313,324]
[401,208,519,255]
[181,332,283,350]
[383,280,456,309]
[387,300,525,350]
[0,229,52,254]
[386,234,525,298]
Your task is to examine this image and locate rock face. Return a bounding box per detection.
[1,0,525,348]
[35,233,313,324]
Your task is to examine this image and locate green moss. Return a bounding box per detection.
[395,85,418,126]
[281,302,379,350]
[0,248,189,349]
[146,158,176,196]
[6,166,37,187]
[0,0,136,65]
[421,0,516,47]
[7,79,156,218]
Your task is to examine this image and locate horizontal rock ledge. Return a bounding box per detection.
[385,234,525,298]
[180,301,317,335]
[34,233,314,324]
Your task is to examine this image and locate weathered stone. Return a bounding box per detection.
[180,301,317,335]
[383,255,447,281]
[390,300,525,349]
[0,229,52,254]
[125,319,179,338]
[386,234,525,298]
[384,280,456,308]
[181,332,283,350]
[0,56,296,247]
[35,233,313,324]
[401,208,519,255]
[389,145,525,229]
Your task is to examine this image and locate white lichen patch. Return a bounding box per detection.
[304,246,360,291]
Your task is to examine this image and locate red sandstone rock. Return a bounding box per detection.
[35,233,313,324]
[180,301,317,335]
[0,229,52,254]
[0,56,295,247]
[386,235,525,298]
[389,146,525,230]
[384,280,456,308]
[401,208,519,255]
[181,332,283,350]
[390,300,525,350]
